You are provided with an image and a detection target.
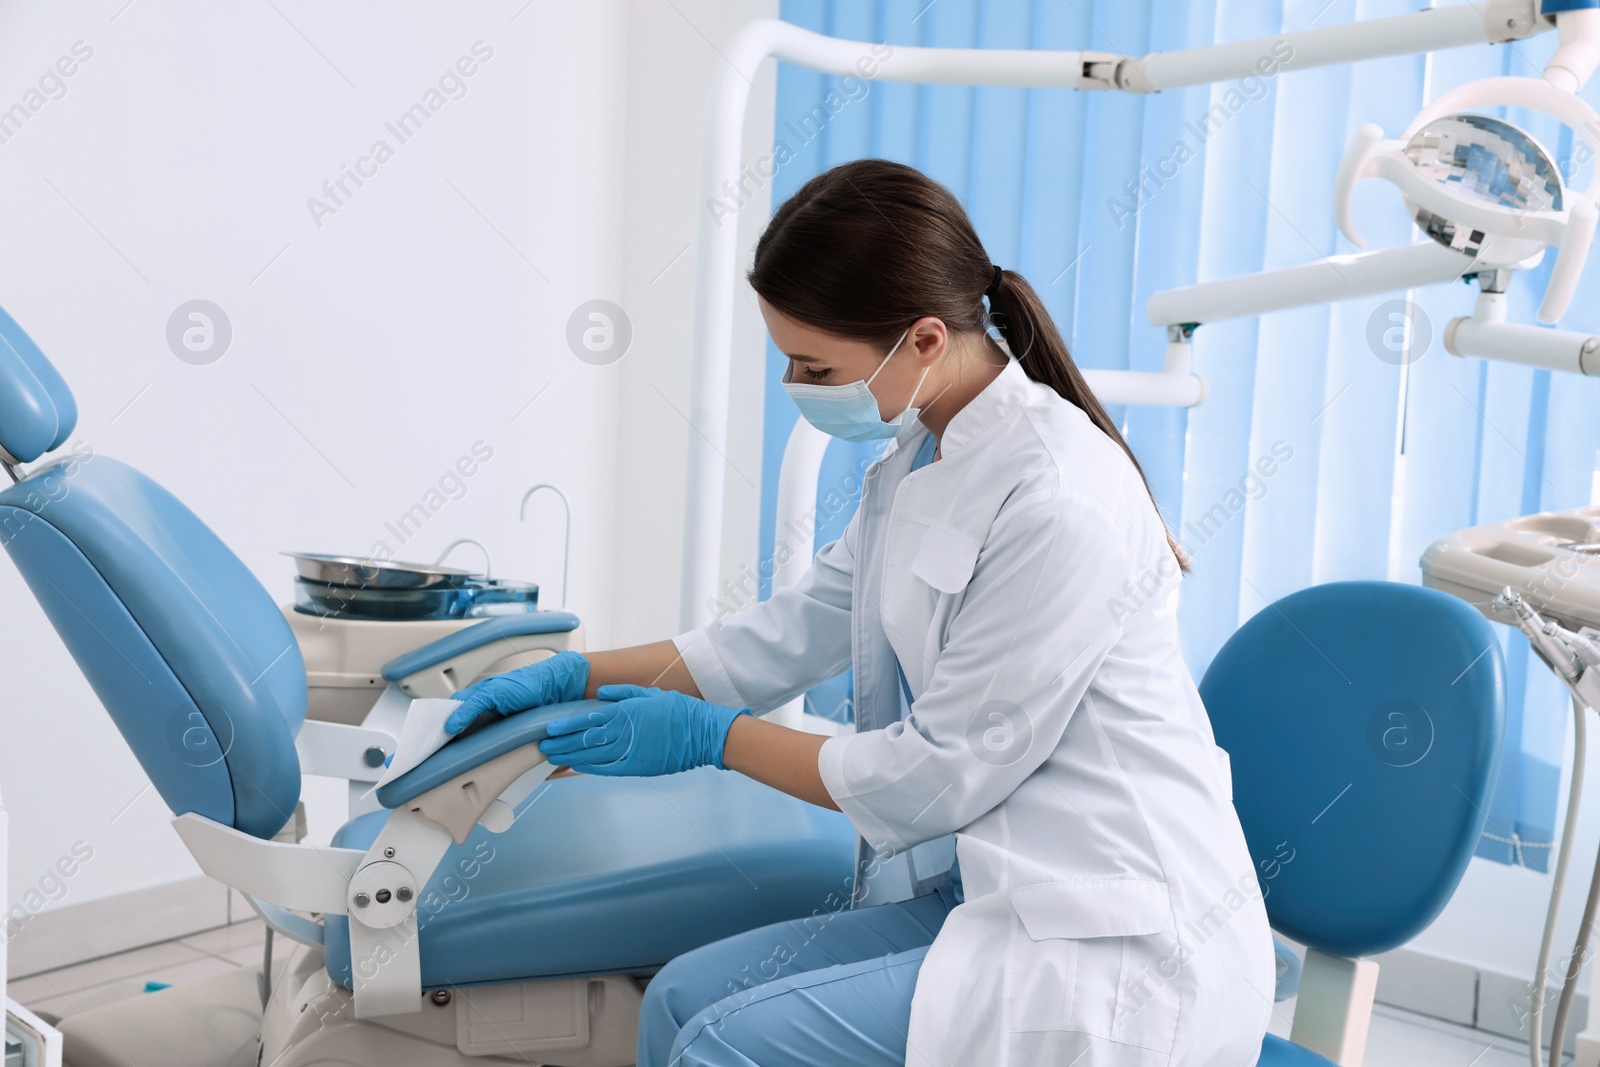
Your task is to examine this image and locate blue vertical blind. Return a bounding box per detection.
[760,0,1600,869]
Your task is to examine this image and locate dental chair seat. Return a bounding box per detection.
[324,767,855,989]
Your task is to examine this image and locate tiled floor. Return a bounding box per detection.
[1268,995,1573,1066]
[6,918,291,1024]
[3,924,1578,1065]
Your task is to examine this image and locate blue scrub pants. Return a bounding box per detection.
[637,887,958,1067]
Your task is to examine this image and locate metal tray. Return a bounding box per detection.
[283,552,477,590]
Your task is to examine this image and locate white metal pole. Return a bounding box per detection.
[1444,292,1600,374]
[1085,367,1206,407]
[1147,243,1477,328]
[772,418,831,594]
[766,418,833,728]
[1132,0,1542,91]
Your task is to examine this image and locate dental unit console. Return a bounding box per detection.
[283,550,560,727]
[1423,513,1600,1067]
[1423,505,1600,633]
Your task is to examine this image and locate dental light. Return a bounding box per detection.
[1339,76,1600,324]
[1345,112,1563,278]
[1149,73,1600,377]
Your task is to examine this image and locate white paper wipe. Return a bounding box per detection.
[372,698,463,792]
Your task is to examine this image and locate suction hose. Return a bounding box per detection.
[1529,696,1584,1067]
[1542,695,1600,1067]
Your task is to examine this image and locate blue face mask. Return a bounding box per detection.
[782,329,930,443]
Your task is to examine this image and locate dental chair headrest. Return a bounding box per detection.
[0,305,77,464]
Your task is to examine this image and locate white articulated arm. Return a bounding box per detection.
[1147,243,1478,329]
[1546,8,1600,94]
[1444,289,1600,376]
[1132,0,1540,92]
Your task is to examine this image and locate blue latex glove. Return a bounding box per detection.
[445,651,590,735]
[537,684,748,777]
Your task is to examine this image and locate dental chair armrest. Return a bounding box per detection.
[376,700,593,806]
[295,719,397,782]
[378,701,596,845]
[380,612,582,691]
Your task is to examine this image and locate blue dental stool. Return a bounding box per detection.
[1202,581,1506,1065]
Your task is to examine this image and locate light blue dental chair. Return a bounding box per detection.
[0,306,855,1066]
[1202,581,1506,1066]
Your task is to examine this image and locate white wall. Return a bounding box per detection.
[612,1,778,644]
[0,0,774,951]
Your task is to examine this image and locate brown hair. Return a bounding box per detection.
[749,158,1187,571]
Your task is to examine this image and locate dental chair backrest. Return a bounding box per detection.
[0,306,304,840]
[1200,580,1505,958]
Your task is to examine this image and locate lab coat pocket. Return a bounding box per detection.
[882,524,981,677]
[910,525,981,594]
[1007,880,1180,1054]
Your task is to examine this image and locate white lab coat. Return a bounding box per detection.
[675,359,1273,1066]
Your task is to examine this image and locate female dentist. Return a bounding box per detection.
[446,159,1274,1066]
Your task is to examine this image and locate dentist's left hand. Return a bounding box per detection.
[537,685,748,777]
[445,650,590,735]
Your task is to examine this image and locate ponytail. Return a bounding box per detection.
[987,269,1189,572]
[750,158,1188,574]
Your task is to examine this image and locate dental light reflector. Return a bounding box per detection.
[1404,115,1564,254]
[1335,77,1600,324]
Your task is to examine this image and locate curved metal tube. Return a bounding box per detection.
[432,538,492,578]
[520,484,572,610]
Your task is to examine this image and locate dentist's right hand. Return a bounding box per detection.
[444,650,590,735]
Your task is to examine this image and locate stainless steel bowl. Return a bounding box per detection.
[282,552,478,590]
[293,577,469,620]
[467,579,539,616]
